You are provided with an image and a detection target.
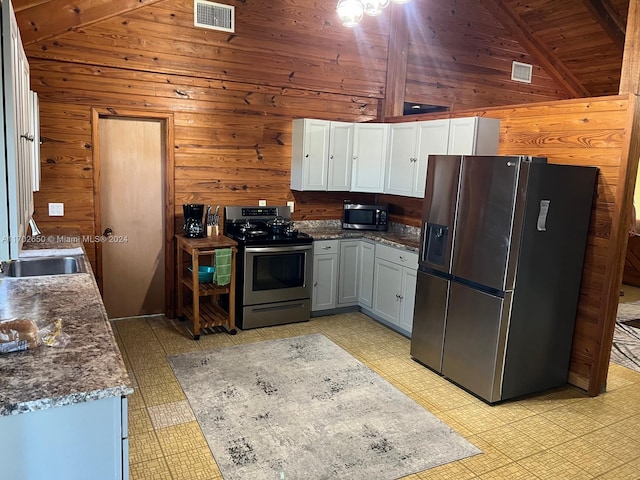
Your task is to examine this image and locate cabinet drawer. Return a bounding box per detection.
[313,240,340,255]
[375,243,418,269]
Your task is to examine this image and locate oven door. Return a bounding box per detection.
[243,244,312,305]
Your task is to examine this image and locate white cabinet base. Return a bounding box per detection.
[0,396,128,480]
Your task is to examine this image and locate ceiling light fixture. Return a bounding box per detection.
[336,0,410,27]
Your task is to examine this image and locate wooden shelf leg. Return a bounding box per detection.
[192,250,201,339]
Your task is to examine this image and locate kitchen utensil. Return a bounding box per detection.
[266,215,292,235]
[206,205,213,236]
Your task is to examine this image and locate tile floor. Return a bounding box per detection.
[112,311,640,480]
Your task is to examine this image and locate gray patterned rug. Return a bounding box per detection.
[613,301,640,373]
[168,333,480,480]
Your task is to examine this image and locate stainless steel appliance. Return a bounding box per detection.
[183,204,206,238]
[410,155,597,403]
[342,202,388,231]
[224,206,313,329]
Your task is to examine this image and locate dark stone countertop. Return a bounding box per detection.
[0,241,132,416]
[296,221,421,253]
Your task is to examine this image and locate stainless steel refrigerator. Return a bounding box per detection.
[410,155,597,403]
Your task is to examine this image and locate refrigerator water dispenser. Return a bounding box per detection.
[424,223,448,266]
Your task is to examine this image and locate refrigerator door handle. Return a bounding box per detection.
[537,200,550,231]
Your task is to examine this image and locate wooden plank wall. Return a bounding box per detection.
[387,95,633,394]
[404,0,569,109]
[22,0,634,392]
[25,0,565,262]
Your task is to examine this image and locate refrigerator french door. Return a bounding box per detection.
[410,155,597,403]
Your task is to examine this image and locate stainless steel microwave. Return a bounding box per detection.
[342,203,388,231]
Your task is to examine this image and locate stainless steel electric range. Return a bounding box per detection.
[224,206,313,329]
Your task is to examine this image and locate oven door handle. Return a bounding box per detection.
[245,245,312,254]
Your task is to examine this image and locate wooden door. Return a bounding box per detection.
[98,117,164,319]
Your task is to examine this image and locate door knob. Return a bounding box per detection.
[103,228,113,237]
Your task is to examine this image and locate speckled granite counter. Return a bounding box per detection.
[296,220,421,252]
[0,246,132,416]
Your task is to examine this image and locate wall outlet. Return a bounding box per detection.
[287,201,295,213]
[258,199,267,206]
[48,202,64,216]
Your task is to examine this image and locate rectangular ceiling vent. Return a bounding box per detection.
[194,0,234,33]
[511,61,533,83]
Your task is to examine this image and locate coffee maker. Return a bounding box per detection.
[183,204,206,238]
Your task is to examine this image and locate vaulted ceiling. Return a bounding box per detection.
[12,0,631,98]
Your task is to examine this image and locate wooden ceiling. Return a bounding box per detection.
[12,0,631,98]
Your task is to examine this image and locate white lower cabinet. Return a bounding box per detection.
[311,238,418,336]
[399,267,417,333]
[338,240,360,305]
[372,244,418,335]
[0,395,129,480]
[312,240,339,311]
[358,240,375,308]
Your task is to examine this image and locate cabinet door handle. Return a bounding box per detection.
[353,156,358,160]
[322,246,332,250]
[305,153,309,158]
[399,256,406,262]
[313,281,318,287]
[330,155,334,159]
[21,133,34,142]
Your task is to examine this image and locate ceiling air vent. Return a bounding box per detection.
[511,61,533,83]
[194,0,234,33]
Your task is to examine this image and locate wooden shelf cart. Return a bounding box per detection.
[176,235,238,339]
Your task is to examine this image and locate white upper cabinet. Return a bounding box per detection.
[384,123,418,197]
[413,119,450,197]
[351,123,389,193]
[385,119,450,198]
[327,121,354,191]
[1,0,35,260]
[385,117,499,198]
[291,119,354,191]
[30,91,40,192]
[447,116,501,155]
[291,118,330,191]
[291,116,499,198]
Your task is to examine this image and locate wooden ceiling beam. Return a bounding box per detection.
[480,0,591,98]
[382,3,410,120]
[582,0,626,52]
[620,0,640,94]
[15,0,166,46]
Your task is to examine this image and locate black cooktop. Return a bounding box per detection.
[223,205,313,246]
[224,228,313,246]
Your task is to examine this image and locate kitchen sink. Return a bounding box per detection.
[1,255,87,278]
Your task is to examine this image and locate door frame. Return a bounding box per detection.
[91,108,176,318]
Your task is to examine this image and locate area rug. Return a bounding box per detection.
[168,333,480,480]
[613,300,640,373]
